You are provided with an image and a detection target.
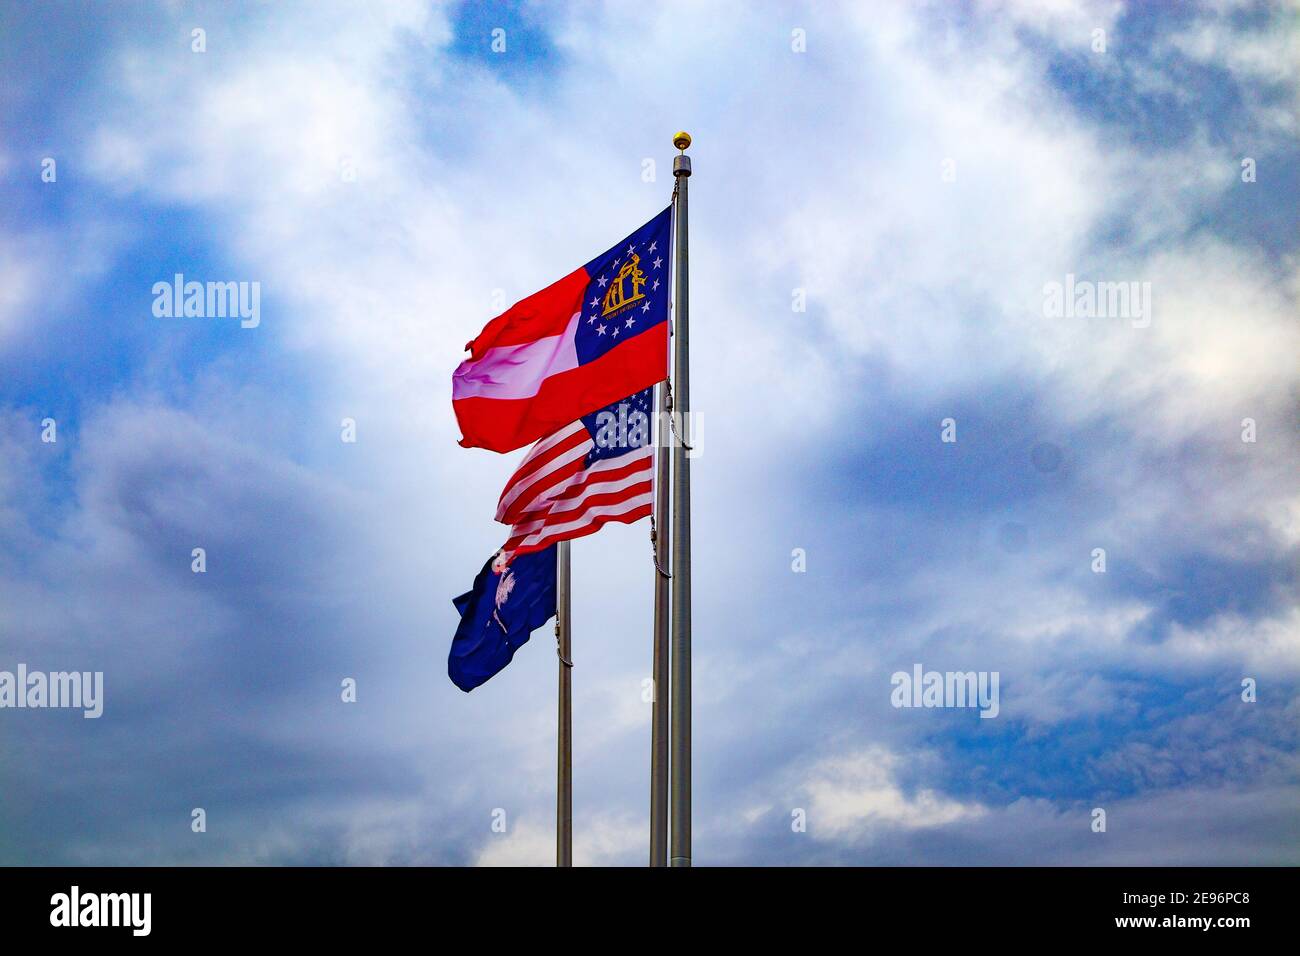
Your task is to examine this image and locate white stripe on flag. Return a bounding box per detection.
[506,462,654,536]
[505,492,654,554]
[496,434,593,520]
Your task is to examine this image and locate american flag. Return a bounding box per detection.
[496,387,656,561]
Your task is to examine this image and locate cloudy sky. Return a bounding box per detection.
[1,0,1297,865]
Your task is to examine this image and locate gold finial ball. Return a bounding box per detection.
[673,131,692,151]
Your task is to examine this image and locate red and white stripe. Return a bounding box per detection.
[496,419,653,561]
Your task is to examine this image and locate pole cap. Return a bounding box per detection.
[673,131,692,151]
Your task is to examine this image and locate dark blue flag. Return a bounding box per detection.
[448,545,557,692]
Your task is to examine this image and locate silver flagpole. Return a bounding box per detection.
[669,131,692,867]
[556,539,573,866]
[649,378,671,866]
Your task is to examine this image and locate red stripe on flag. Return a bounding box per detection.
[510,477,653,535]
[498,453,588,525]
[501,447,651,527]
[505,501,654,559]
[544,455,652,506]
[455,322,667,453]
[502,427,586,491]
[465,266,589,355]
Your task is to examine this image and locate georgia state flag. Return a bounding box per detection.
[452,207,672,454]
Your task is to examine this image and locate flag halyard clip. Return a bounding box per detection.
[650,517,671,579]
[554,619,573,668]
[664,379,693,451]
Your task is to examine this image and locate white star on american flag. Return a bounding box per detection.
[597,275,608,288]
[648,241,657,254]
[652,256,662,269]
[626,317,636,328]
[641,301,650,313]
[589,297,598,308]
[652,278,659,291]
[596,324,606,335]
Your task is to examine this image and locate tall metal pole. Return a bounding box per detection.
[649,380,671,866]
[669,131,692,867]
[556,539,573,867]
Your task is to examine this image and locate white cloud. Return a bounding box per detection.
[1165,607,1300,675]
[67,0,1296,466]
[801,747,986,840]
[1168,8,1300,96]
[1161,1,1300,142]
[475,814,643,867]
[0,236,38,343]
